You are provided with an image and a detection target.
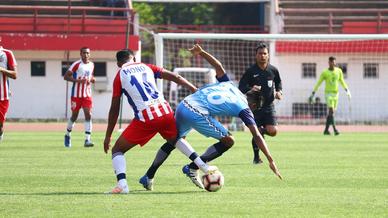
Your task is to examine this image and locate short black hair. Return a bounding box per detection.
[80,47,90,52]
[255,42,268,53]
[116,49,134,63]
[329,56,336,61]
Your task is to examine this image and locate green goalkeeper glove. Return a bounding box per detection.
[345,89,351,99]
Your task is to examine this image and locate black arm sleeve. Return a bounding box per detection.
[238,108,256,126]
[216,74,230,82]
[238,70,251,94]
[274,68,282,92]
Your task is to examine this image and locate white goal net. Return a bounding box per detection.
[154,33,388,126]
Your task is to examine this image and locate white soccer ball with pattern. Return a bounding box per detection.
[202,170,224,192]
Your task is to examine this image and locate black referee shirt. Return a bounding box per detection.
[238,63,282,107]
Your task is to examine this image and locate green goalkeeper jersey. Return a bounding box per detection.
[313,67,348,94]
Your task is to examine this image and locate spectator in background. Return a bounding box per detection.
[105,0,117,16]
[311,97,327,119]
[105,0,126,16]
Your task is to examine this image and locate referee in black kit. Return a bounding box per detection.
[238,42,283,164]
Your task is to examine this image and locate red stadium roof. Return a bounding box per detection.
[276,40,388,53]
[1,33,139,51]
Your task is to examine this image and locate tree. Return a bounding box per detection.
[133,3,214,25]
[133,3,215,63]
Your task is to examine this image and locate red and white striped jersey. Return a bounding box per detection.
[0,47,17,101]
[69,59,94,98]
[112,61,173,122]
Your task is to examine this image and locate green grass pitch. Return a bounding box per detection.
[0,131,387,217]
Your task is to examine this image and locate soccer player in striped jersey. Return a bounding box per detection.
[63,47,95,147]
[141,44,282,190]
[103,49,203,194]
[309,56,351,135]
[0,36,18,141]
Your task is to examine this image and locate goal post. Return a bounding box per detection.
[154,33,388,126]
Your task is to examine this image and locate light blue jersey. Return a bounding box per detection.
[175,79,255,139]
[184,81,248,117]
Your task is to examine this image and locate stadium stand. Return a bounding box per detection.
[0,0,89,7]
[0,0,138,50]
[278,0,388,33]
[0,0,139,120]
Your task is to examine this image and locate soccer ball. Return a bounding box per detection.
[202,170,224,192]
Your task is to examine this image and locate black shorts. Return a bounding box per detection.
[252,104,277,127]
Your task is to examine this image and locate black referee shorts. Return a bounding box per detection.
[253,104,277,127]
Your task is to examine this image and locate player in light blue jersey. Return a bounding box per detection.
[176,79,249,139]
[139,44,282,190]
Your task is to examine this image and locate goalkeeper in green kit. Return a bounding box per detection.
[309,56,351,135]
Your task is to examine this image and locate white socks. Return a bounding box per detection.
[112,153,126,176]
[84,120,92,141]
[175,138,195,157]
[66,120,75,136]
[66,120,92,141]
[175,138,209,173]
[112,153,127,187]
